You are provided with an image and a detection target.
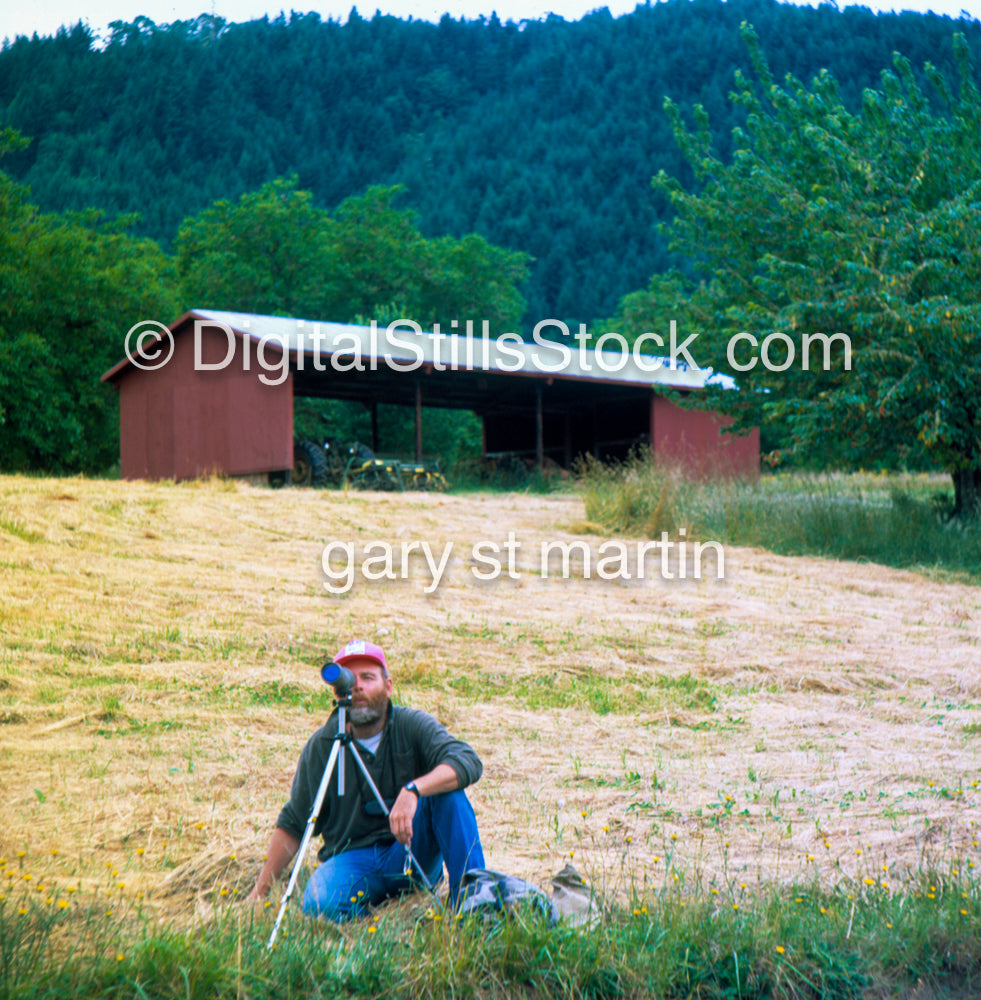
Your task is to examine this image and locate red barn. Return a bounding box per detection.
[101,310,759,481]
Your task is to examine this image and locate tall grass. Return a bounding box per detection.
[575,454,981,580]
[1,871,978,999]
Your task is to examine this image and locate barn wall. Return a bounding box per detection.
[116,320,293,480]
[650,395,759,479]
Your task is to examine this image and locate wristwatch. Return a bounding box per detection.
[404,781,421,798]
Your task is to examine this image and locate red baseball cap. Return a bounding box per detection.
[334,639,388,675]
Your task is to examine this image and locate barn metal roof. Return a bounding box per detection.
[102,309,735,412]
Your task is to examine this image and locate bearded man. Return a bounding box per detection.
[248,639,485,920]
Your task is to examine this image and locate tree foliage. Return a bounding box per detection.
[0,130,179,471]
[650,28,981,511]
[1,1,978,326]
[175,178,529,330]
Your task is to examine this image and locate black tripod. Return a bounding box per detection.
[267,666,438,950]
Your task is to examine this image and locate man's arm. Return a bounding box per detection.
[388,762,459,846]
[247,827,301,901]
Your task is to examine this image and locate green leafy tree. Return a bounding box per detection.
[176,178,529,467]
[0,130,179,472]
[653,28,981,513]
[176,178,529,329]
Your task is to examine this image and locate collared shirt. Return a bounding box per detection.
[275,703,483,859]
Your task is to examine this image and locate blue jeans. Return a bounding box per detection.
[301,789,484,921]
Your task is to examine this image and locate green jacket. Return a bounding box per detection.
[276,703,482,860]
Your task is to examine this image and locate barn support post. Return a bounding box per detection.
[563,410,572,469]
[415,379,423,462]
[535,383,544,472]
[648,393,657,458]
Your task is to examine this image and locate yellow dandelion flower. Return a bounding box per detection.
[116,954,124,963]
[632,908,641,916]
[775,946,785,954]
[580,811,587,818]
[864,878,875,886]
[196,823,205,830]
[795,897,803,903]
[18,908,27,915]
[807,855,815,861]
[58,900,69,909]
[264,901,271,909]
[219,889,228,897]
[625,836,632,844]
[50,849,58,857]
[116,883,125,890]
[16,851,26,859]
[820,907,827,915]
[732,904,739,911]
[961,909,968,916]
[886,922,893,928]
[368,926,377,934]
[136,848,144,856]
[45,898,53,905]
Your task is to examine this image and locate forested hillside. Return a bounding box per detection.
[2,0,979,326]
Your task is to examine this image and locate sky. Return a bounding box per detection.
[1,0,977,45]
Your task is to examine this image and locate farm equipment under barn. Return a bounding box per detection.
[280,439,448,491]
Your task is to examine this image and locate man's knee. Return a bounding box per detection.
[301,866,369,922]
[425,788,478,824]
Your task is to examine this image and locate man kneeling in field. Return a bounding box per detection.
[248,639,485,919]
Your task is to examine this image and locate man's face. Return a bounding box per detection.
[346,657,392,727]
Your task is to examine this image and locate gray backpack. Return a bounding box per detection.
[455,867,554,922]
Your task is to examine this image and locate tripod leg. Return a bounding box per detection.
[346,742,442,904]
[267,739,341,950]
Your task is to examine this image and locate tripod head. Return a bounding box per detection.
[321,661,355,700]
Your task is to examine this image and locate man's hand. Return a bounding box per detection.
[389,787,419,846]
[248,828,300,901]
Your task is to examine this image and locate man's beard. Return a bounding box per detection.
[350,693,387,727]
[349,705,383,726]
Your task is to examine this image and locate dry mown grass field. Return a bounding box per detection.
[1,474,979,924]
